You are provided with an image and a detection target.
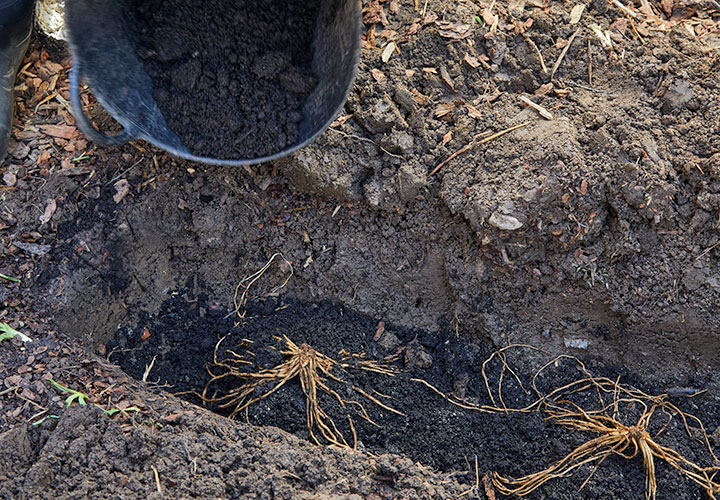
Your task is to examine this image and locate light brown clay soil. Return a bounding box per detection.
[1,0,720,498]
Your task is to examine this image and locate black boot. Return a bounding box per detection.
[1,0,34,165]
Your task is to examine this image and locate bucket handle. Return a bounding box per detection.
[69,65,135,146]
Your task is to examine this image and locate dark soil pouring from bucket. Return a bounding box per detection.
[127,0,320,159]
[107,291,720,500]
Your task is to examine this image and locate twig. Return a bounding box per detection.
[561,80,613,94]
[696,241,720,261]
[328,128,405,159]
[519,95,553,120]
[428,121,531,177]
[628,17,645,44]
[611,0,638,18]
[150,465,162,494]
[551,27,582,80]
[142,355,157,383]
[104,158,144,187]
[0,385,20,397]
[587,39,593,86]
[525,36,548,74]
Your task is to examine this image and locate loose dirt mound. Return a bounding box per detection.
[0,400,465,500]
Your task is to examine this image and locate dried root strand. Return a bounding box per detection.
[202,335,403,448]
[412,345,720,500]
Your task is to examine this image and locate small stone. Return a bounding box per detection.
[357,97,406,133]
[378,330,400,351]
[661,80,693,114]
[404,341,433,369]
[363,179,382,207]
[488,212,523,230]
[711,425,720,446]
[3,172,17,187]
[396,164,426,202]
[564,338,589,349]
[453,373,470,399]
[379,130,414,155]
[10,142,30,160]
[1,211,17,226]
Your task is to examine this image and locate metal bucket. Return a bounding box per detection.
[65,0,361,166]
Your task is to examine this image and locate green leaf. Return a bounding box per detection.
[93,403,141,416]
[50,379,88,407]
[0,273,19,282]
[32,415,60,426]
[0,322,32,343]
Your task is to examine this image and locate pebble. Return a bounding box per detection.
[3,172,17,187]
[404,341,433,369]
[488,212,523,230]
[661,79,693,113]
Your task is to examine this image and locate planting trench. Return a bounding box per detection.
[1,0,720,498]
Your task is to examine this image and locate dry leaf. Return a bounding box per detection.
[555,37,569,49]
[434,102,456,118]
[363,0,387,25]
[371,68,386,83]
[442,131,453,146]
[411,89,429,105]
[3,171,16,187]
[378,29,398,41]
[671,6,697,20]
[569,4,585,24]
[610,18,628,35]
[466,104,483,119]
[40,124,76,139]
[381,42,396,63]
[661,0,674,16]
[439,65,456,93]
[59,166,92,176]
[482,9,498,27]
[463,53,481,68]
[580,179,588,195]
[39,199,56,225]
[330,114,353,128]
[534,83,554,95]
[437,22,473,40]
[405,22,422,37]
[42,61,64,75]
[513,18,534,34]
[373,320,385,341]
[422,67,438,74]
[113,179,130,204]
[423,12,438,25]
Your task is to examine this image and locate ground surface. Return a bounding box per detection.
[1,0,720,499]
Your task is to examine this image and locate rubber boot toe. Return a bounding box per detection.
[0,0,34,165]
